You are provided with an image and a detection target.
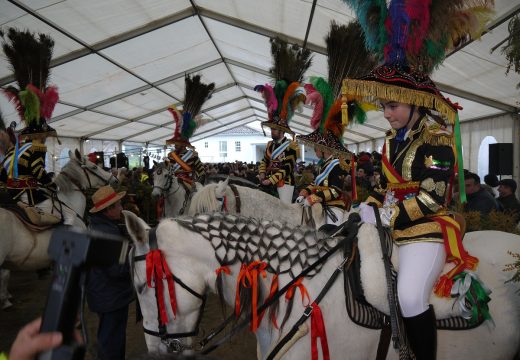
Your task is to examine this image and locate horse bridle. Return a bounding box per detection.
[133,227,207,353]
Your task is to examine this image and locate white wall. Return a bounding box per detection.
[192,134,270,163]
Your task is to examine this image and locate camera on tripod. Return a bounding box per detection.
[38,227,129,360]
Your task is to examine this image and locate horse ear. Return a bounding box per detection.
[74,149,82,161]
[68,150,74,160]
[215,180,227,198]
[122,210,149,244]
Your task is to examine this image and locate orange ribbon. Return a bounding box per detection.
[146,249,177,325]
[234,261,268,332]
[285,277,310,306]
[215,265,231,276]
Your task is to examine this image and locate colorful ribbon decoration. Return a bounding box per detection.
[433,216,479,297]
[453,113,466,204]
[285,277,310,306]
[258,274,279,329]
[310,302,330,360]
[235,261,268,332]
[451,271,492,325]
[146,249,177,325]
[215,265,231,276]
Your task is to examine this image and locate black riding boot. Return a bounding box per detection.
[403,305,437,360]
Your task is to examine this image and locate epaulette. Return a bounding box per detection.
[338,158,351,171]
[422,121,453,146]
[30,143,47,152]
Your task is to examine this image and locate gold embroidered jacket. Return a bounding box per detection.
[366,116,455,244]
[259,137,297,186]
[303,156,349,209]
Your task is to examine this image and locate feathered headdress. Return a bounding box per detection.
[297,21,377,159]
[1,28,60,140]
[342,0,494,205]
[165,74,215,149]
[254,38,312,136]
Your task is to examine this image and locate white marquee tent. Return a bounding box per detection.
[0,0,519,177]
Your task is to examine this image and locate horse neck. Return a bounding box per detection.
[49,171,87,216]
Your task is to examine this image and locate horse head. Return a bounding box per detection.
[124,210,209,354]
[152,162,174,197]
[60,149,117,190]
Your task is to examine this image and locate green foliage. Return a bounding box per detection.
[461,209,520,234]
[500,16,520,88]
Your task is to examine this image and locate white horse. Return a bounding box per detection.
[0,150,116,307]
[151,161,201,218]
[124,210,520,359]
[188,178,328,228]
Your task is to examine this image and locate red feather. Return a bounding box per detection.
[2,87,24,121]
[40,86,59,120]
[405,0,433,56]
[324,100,344,138]
[168,106,182,140]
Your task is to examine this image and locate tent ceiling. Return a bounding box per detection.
[0,0,519,147]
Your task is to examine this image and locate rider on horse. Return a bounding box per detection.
[344,2,494,358]
[255,38,311,204]
[165,74,214,188]
[0,28,60,207]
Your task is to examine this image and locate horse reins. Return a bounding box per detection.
[133,227,207,352]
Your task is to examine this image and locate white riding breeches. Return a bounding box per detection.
[277,185,294,204]
[397,241,446,317]
[326,207,344,225]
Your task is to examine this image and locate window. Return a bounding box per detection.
[235,141,241,152]
[219,141,227,158]
[204,141,208,148]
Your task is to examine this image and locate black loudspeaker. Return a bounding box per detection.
[489,143,513,176]
[116,152,129,169]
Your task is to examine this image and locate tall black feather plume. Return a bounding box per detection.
[1,28,54,91]
[269,38,312,83]
[183,74,215,116]
[327,21,376,98]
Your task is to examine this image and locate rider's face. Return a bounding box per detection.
[271,129,284,141]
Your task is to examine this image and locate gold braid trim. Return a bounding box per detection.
[403,198,424,221]
[422,127,454,146]
[366,195,382,207]
[342,79,456,124]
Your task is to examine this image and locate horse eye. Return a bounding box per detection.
[157,169,162,175]
[92,165,98,170]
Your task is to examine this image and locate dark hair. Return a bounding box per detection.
[465,172,480,185]
[484,174,499,187]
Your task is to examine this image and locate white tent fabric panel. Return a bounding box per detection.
[51,54,147,106]
[198,0,315,42]
[130,126,175,144]
[229,65,270,88]
[202,86,245,111]
[305,1,355,47]
[36,0,191,46]
[95,89,175,119]
[101,18,219,83]
[51,111,124,137]
[95,122,153,140]
[204,98,251,118]
[134,112,171,127]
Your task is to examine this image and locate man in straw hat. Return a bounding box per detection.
[255,38,311,203]
[86,185,134,360]
[343,1,494,358]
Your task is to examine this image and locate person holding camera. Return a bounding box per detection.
[86,186,134,360]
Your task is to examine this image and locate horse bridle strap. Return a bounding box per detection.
[134,227,206,342]
[200,213,361,354]
[228,184,241,214]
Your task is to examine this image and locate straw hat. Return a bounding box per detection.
[89,185,126,213]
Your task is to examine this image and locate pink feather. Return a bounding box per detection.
[40,86,59,120]
[2,88,24,121]
[262,84,278,115]
[305,90,324,130]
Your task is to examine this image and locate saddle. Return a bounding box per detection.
[336,222,484,331]
[1,200,60,231]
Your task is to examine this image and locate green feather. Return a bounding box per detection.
[274,80,288,116]
[18,88,40,124]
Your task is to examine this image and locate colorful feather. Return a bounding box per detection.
[309,76,334,130]
[273,80,288,118]
[168,105,183,141]
[446,6,494,50]
[384,0,410,65]
[2,87,24,120]
[254,84,278,115]
[280,82,300,121]
[405,0,433,56]
[324,100,344,139]
[40,85,59,120]
[341,0,388,60]
[18,87,40,124]
[304,84,324,130]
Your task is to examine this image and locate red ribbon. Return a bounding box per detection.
[234,261,268,332]
[310,302,330,360]
[156,195,165,219]
[445,97,464,110]
[146,249,177,325]
[215,265,231,276]
[257,274,279,329]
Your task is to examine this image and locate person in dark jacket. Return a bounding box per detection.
[497,179,520,222]
[87,185,134,360]
[464,172,499,215]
